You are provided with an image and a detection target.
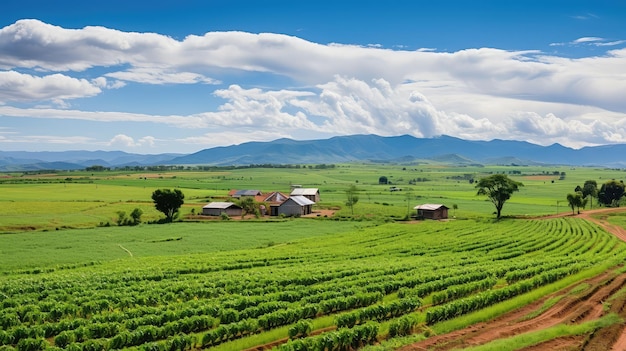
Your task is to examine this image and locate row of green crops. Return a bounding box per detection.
[0,217,624,351]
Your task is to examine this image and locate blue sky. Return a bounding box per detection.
[1,0,626,154]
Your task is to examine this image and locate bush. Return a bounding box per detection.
[288,319,313,339]
[16,338,47,351]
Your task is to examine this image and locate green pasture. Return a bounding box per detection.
[0,220,364,273]
[1,164,626,232]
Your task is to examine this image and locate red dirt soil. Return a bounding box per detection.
[399,207,626,351]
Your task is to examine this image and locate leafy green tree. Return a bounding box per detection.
[116,211,128,226]
[476,174,523,219]
[566,192,586,214]
[130,208,143,225]
[598,180,625,207]
[151,189,185,222]
[237,197,256,217]
[345,184,360,215]
[582,180,598,209]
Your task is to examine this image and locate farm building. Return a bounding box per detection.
[290,188,320,202]
[262,192,291,216]
[414,204,449,220]
[228,189,262,198]
[202,202,243,216]
[276,196,315,217]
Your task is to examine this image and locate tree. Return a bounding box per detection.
[598,180,625,207]
[116,211,128,226]
[152,189,185,222]
[116,208,143,226]
[130,208,143,225]
[345,185,360,215]
[237,197,256,218]
[566,192,585,214]
[475,174,523,219]
[581,180,598,209]
[379,176,388,185]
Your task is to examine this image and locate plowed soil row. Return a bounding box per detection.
[400,207,626,351]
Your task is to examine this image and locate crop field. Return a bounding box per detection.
[1,218,625,351]
[2,163,626,350]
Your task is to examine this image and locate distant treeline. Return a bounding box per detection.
[87,164,337,172]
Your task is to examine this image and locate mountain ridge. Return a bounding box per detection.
[1,134,625,170]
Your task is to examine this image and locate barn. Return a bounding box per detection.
[202,202,243,216]
[277,196,315,217]
[414,204,449,220]
[290,188,320,202]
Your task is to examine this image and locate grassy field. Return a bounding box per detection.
[0,220,367,273]
[2,163,625,233]
[2,163,626,350]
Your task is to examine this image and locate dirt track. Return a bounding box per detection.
[399,207,626,351]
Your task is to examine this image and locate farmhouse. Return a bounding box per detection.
[414,204,449,220]
[261,191,291,216]
[225,188,320,217]
[202,202,243,216]
[276,196,315,217]
[290,188,320,202]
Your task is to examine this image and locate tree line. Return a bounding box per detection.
[566,179,625,214]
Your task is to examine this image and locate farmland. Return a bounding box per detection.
[2,163,626,350]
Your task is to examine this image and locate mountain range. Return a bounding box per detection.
[1,135,625,171]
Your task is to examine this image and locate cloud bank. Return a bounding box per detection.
[1,19,626,152]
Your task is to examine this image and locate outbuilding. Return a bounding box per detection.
[202,202,243,216]
[414,204,449,220]
[290,188,320,202]
[277,196,315,217]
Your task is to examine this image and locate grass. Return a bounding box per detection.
[2,164,626,350]
[2,164,626,232]
[0,220,365,272]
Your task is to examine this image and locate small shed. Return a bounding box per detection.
[290,188,320,202]
[202,202,243,216]
[414,204,449,220]
[277,196,315,217]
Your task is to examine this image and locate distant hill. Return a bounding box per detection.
[0,150,183,171]
[170,134,626,167]
[2,134,626,170]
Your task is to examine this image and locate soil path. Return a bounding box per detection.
[399,207,626,351]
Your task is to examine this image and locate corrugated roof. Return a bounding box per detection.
[414,204,448,210]
[203,202,240,209]
[290,188,319,196]
[263,191,289,203]
[236,189,262,196]
[289,195,315,206]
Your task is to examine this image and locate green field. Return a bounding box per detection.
[1,217,624,351]
[1,163,626,350]
[0,221,367,272]
[2,164,625,233]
